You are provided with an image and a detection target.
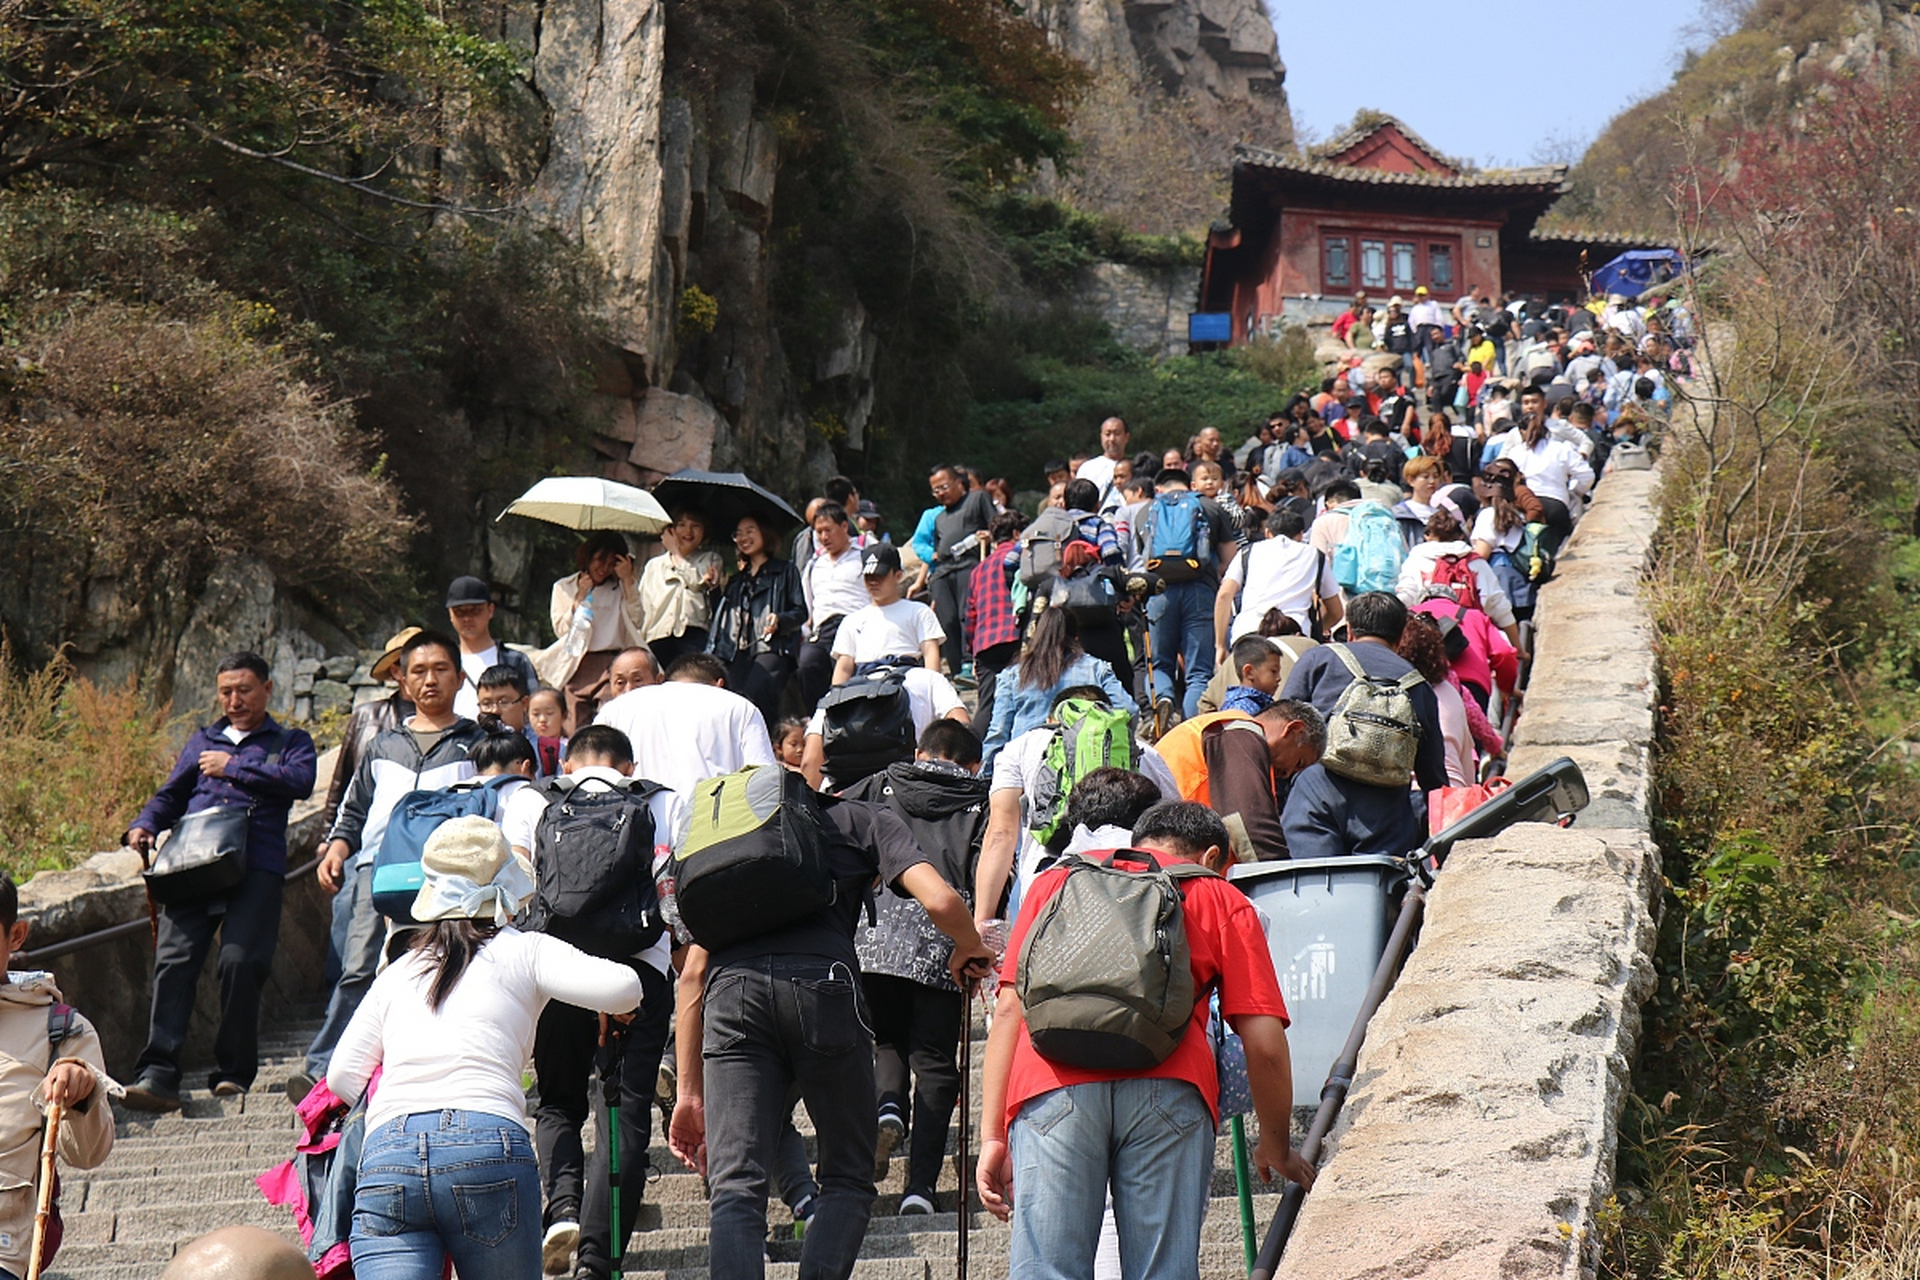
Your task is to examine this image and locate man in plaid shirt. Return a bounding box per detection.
[965,510,1028,734]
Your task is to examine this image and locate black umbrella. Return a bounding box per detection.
[650,469,805,539]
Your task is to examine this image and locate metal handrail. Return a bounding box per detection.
[15,853,324,967]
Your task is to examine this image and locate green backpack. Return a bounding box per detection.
[671,765,834,951]
[1016,851,1217,1069]
[1026,699,1138,846]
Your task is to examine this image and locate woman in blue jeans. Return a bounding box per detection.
[327,815,643,1280]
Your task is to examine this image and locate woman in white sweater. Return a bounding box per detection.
[1397,508,1527,658]
[327,816,642,1280]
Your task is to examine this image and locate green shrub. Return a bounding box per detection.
[957,319,1283,485]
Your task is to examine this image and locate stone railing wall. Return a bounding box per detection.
[1276,464,1663,1280]
[17,751,342,1080]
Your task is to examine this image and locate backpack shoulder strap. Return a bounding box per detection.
[47,1003,77,1059]
[1396,668,1428,691]
[1161,861,1221,883]
[1327,643,1368,681]
[621,778,671,805]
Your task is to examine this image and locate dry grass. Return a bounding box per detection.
[0,639,176,878]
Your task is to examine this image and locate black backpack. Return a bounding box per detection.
[527,775,670,958]
[1042,565,1121,629]
[819,663,916,784]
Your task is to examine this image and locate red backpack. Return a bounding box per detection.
[1428,552,1483,612]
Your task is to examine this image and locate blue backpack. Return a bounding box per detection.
[1145,491,1212,583]
[371,776,521,922]
[1332,500,1406,595]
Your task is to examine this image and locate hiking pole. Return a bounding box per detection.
[27,1103,63,1280]
[957,980,974,1280]
[1140,625,1163,740]
[599,1019,632,1280]
[1230,1115,1256,1272]
[1249,883,1427,1280]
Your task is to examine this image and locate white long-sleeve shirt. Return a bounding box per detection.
[327,927,643,1131]
[1397,541,1518,630]
[1507,436,1594,506]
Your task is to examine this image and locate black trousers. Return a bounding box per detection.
[649,629,710,673]
[929,570,972,674]
[704,956,878,1280]
[533,961,674,1277]
[728,650,795,729]
[971,640,1019,742]
[135,867,283,1091]
[1079,620,1135,702]
[864,973,963,1197]
[795,616,845,712]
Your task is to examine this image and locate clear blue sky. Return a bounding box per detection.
[1265,1,1700,167]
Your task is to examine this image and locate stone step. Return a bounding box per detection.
[107,1199,295,1244]
[619,1200,1278,1264]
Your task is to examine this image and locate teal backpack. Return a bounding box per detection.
[1332,500,1406,595]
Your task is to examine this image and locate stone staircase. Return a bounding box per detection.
[46,1002,1281,1280]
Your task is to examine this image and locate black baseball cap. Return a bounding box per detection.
[861,544,902,576]
[446,575,492,608]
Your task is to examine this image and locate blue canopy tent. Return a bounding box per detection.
[1590,248,1685,299]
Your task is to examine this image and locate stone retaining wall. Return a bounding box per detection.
[1069,261,1201,358]
[1276,465,1663,1280]
[17,752,342,1080]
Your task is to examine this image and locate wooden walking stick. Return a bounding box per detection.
[27,1102,64,1280]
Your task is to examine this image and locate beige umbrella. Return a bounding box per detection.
[497,476,670,536]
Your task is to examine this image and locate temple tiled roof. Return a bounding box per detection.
[1309,113,1463,171]
[1233,144,1568,193]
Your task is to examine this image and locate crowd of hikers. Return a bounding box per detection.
[0,287,1671,1280]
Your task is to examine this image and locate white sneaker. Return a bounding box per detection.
[899,1192,935,1216]
[541,1221,579,1275]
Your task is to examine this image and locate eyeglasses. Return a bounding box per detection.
[477,695,524,714]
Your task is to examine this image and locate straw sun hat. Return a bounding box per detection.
[411,815,535,925]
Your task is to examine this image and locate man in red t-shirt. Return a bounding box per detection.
[975,802,1316,1280]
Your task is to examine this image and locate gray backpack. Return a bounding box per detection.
[1017,507,1082,589]
[1320,643,1426,787]
[1015,852,1216,1070]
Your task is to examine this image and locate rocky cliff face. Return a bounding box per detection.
[516,0,836,506]
[1032,0,1285,106]
[1556,0,1919,230]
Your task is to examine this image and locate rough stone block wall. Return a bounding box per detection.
[1070,261,1202,358]
[1275,465,1662,1280]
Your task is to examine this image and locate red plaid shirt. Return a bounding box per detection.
[966,539,1021,654]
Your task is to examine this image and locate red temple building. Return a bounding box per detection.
[1198,115,1660,342]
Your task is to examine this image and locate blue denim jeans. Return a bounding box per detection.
[351,1110,541,1280]
[1148,579,1218,719]
[1008,1079,1216,1280]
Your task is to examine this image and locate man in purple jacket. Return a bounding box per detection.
[122,652,317,1110]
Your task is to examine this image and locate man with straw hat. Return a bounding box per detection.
[320,628,418,830]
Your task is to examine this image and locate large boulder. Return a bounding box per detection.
[625,388,724,483]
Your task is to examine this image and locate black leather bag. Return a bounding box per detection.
[143,805,252,905]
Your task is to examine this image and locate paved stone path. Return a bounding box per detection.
[47,1004,1277,1279]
